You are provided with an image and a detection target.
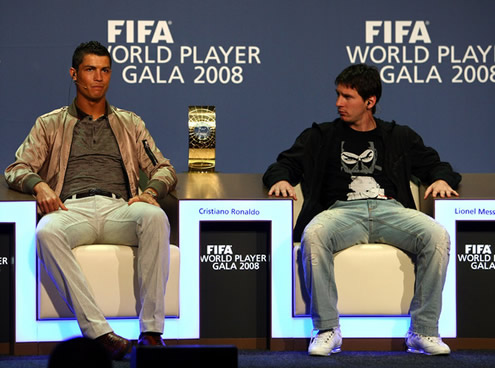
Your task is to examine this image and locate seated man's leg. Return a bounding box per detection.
[369,200,450,338]
[102,200,170,336]
[301,201,369,331]
[36,198,113,339]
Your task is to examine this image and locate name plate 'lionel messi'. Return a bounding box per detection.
[188,106,216,172]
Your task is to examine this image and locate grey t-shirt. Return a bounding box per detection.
[60,114,129,201]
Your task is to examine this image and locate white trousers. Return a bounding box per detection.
[36,195,170,339]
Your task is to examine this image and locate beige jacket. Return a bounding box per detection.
[5,101,177,199]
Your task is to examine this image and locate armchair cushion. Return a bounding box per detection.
[38,244,180,319]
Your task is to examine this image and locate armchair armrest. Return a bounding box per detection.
[0,177,34,201]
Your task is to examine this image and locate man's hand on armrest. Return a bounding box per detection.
[268,180,298,200]
[424,179,459,199]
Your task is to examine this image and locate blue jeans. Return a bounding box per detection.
[301,199,450,337]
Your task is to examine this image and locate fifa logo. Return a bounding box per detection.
[108,20,174,44]
[365,21,431,44]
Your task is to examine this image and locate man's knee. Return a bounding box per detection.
[150,206,169,228]
[36,220,61,247]
[303,220,336,248]
[433,225,450,253]
[302,224,318,247]
[134,203,170,232]
[422,222,450,256]
[301,223,335,265]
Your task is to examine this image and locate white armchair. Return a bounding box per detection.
[38,244,180,318]
[38,189,180,320]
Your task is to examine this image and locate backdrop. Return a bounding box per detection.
[1,0,494,175]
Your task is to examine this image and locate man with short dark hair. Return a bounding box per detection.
[263,64,461,356]
[5,41,176,359]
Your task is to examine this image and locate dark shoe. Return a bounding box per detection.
[138,332,166,346]
[95,332,132,360]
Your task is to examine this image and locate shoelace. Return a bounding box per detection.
[409,332,443,344]
[311,329,335,344]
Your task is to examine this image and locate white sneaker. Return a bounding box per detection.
[405,331,451,355]
[308,328,342,356]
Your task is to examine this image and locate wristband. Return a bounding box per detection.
[143,189,158,199]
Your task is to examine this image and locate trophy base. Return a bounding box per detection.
[188,161,215,173]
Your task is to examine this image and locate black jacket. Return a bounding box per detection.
[263,118,462,240]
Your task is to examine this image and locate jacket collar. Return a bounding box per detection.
[314,118,396,134]
[68,99,112,120]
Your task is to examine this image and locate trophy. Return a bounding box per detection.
[188,106,216,172]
